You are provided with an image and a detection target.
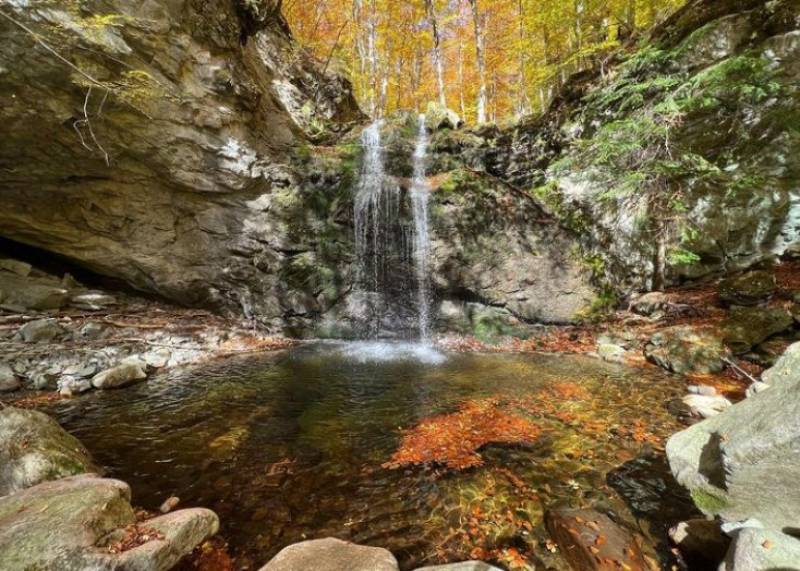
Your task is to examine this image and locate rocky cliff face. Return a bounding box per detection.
[0,0,363,331]
[3,0,798,335]
[432,0,800,296]
[0,0,597,335]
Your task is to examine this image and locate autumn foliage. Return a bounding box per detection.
[383,398,542,470]
[285,0,686,123]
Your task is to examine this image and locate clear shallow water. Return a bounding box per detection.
[51,344,694,570]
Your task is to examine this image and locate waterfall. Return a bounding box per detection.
[354,120,387,296]
[351,116,433,341]
[410,114,432,341]
[353,120,398,339]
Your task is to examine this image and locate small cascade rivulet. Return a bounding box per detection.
[352,115,434,343]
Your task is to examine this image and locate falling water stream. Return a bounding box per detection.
[352,116,433,342]
[410,114,432,341]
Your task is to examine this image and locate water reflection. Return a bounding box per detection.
[51,343,693,570]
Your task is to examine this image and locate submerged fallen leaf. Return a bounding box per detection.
[383,398,541,470]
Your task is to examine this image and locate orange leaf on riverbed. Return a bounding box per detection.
[383,399,541,471]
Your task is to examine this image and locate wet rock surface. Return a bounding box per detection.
[544,508,648,571]
[0,407,97,496]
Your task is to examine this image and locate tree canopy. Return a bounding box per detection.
[284,0,686,123]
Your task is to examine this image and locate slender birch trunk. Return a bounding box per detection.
[425,0,447,108]
[468,0,487,124]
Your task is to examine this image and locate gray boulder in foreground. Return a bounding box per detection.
[667,341,800,531]
[0,474,218,571]
[0,407,97,496]
[260,538,399,571]
[720,527,800,571]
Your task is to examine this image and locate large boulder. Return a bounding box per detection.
[666,342,800,530]
[0,474,218,571]
[429,170,597,324]
[718,270,777,306]
[722,306,794,355]
[0,407,97,496]
[644,325,729,374]
[761,341,800,385]
[259,538,399,571]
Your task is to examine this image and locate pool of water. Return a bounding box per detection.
[50,342,695,570]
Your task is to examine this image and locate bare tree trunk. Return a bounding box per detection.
[573,0,584,69]
[457,38,466,118]
[625,0,637,34]
[365,0,379,116]
[516,0,529,118]
[352,0,368,105]
[412,47,424,111]
[425,0,447,108]
[468,0,487,124]
[646,0,657,26]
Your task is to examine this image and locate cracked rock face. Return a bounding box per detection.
[0,0,363,331]
[0,0,597,336]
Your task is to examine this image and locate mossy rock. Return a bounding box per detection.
[644,325,729,374]
[718,269,777,306]
[0,407,98,496]
[723,305,794,355]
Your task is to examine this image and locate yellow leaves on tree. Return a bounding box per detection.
[284,0,687,123]
[383,398,541,470]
